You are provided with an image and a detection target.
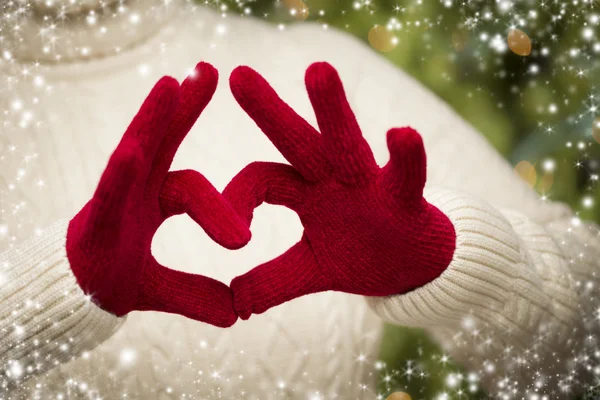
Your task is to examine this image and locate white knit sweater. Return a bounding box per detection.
[0,2,597,399]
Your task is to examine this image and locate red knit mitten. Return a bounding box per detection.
[67,62,250,327]
[225,62,456,320]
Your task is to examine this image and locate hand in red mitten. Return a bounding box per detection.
[225,62,456,320]
[67,62,250,327]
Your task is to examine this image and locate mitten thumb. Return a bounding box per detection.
[230,237,328,320]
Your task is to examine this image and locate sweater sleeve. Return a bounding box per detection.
[365,187,595,397]
[0,219,124,389]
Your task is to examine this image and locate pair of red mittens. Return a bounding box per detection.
[67,61,456,327]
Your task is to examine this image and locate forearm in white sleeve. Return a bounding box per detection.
[366,187,595,398]
[0,219,124,389]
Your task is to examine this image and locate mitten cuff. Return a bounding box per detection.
[365,187,576,342]
[0,220,124,382]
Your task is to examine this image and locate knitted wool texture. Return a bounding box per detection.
[0,220,124,384]
[66,62,250,327]
[225,62,457,320]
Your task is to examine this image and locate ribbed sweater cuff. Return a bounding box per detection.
[0,220,124,382]
[365,187,577,344]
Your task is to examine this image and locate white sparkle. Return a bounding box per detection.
[120,348,136,366]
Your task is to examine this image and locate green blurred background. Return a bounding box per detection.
[208,0,599,398]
